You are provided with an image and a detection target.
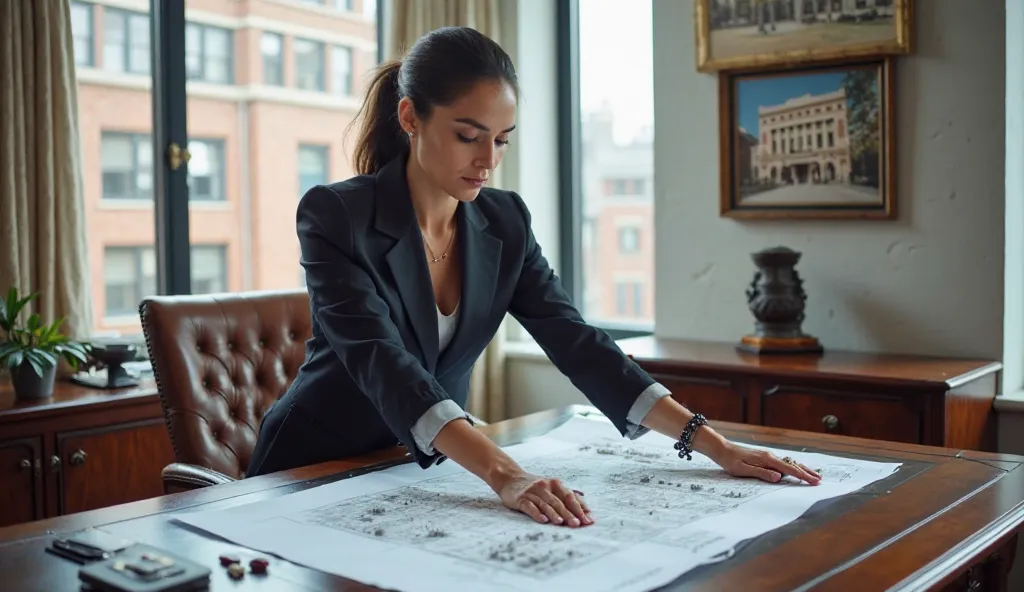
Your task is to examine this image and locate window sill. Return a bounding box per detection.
[503,339,549,362]
[994,391,1024,414]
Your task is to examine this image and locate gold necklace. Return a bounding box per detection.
[423,225,456,263]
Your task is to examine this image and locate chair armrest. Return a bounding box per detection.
[162,462,236,493]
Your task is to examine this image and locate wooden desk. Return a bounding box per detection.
[0,406,1021,591]
[0,379,172,527]
[619,336,1002,453]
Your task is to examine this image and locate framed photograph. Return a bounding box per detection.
[718,57,895,219]
[695,0,912,72]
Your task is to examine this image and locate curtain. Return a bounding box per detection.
[0,1,92,348]
[388,0,507,422]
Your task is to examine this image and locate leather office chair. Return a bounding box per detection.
[139,289,312,493]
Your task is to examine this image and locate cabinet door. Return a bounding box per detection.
[760,385,922,444]
[651,375,746,423]
[0,437,44,527]
[56,420,175,515]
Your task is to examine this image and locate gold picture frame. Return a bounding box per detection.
[695,0,913,73]
[719,57,896,220]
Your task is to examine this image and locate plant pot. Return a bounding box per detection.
[12,360,57,401]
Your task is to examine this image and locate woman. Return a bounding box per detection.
[247,26,819,528]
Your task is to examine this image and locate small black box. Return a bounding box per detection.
[78,543,211,592]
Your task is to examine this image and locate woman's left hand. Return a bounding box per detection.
[711,441,821,485]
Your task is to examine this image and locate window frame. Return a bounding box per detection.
[185,138,227,201]
[104,7,150,75]
[261,32,284,86]
[102,246,157,319]
[71,1,94,67]
[142,0,383,297]
[298,143,331,193]
[294,37,326,91]
[557,0,652,340]
[100,132,152,201]
[185,21,234,84]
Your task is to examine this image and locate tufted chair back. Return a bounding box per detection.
[139,290,311,483]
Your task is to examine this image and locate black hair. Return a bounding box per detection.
[348,26,519,175]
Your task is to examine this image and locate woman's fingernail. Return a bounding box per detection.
[570,518,580,527]
[540,515,548,522]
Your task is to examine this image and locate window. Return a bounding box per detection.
[103,246,227,317]
[101,133,153,200]
[191,246,228,294]
[336,0,353,10]
[295,38,325,91]
[567,0,655,335]
[104,8,150,74]
[618,227,639,254]
[186,140,226,201]
[185,23,233,84]
[71,2,93,67]
[298,145,329,192]
[613,281,643,319]
[261,33,283,86]
[103,247,156,318]
[331,46,353,96]
[77,1,380,337]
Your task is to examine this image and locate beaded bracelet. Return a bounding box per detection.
[673,413,708,460]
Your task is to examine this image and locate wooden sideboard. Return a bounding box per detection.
[619,336,1002,452]
[0,380,172,528]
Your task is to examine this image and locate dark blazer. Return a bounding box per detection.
[247,151,658,476]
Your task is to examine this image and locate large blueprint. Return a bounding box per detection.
[174,415,901,591]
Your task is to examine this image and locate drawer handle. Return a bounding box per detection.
[69,449,87,466]
[822,415,840,431]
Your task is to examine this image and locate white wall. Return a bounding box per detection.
[654,0,1006,360]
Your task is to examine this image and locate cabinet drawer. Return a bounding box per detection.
[761,385,921,444]
[652,375,745,423]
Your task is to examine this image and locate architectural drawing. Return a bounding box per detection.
[175,416,902,592]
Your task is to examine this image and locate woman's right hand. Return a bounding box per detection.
[494,470,594,527]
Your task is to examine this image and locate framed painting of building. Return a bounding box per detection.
[695,0,912,72]
[718,57,895,219]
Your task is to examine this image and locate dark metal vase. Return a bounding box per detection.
[738,247,822,355]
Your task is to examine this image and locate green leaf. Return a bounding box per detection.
[0,341,19,361]
[27,313,41,332]
[31,350,57,368]
[8,350,24,372]
[24,352,43,377]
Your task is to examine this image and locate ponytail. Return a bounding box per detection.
[349,60,405,175]
[346,28,519,176]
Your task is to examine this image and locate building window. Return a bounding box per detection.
[331,46,353,96]
[104,246,227,317]
[186,139,226,201]
[298,144,329,192]
[618,227,640,254]
[614,281,643,318]
[185,23,233,84]
[101,133,153,200]
[605,178,646,196]
[103,247,156,317]
[261,33,283,86]
[336,0,353,10]
[103,8,149,74]
[569,0,654,334]
[294,38,325,91]
[191,246,228,295]
[71,2,93,67]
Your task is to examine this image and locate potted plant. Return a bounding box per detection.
[0,287,90,401]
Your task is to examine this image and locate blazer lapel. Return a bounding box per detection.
[437,200,502,377]
[375,155,439,371]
